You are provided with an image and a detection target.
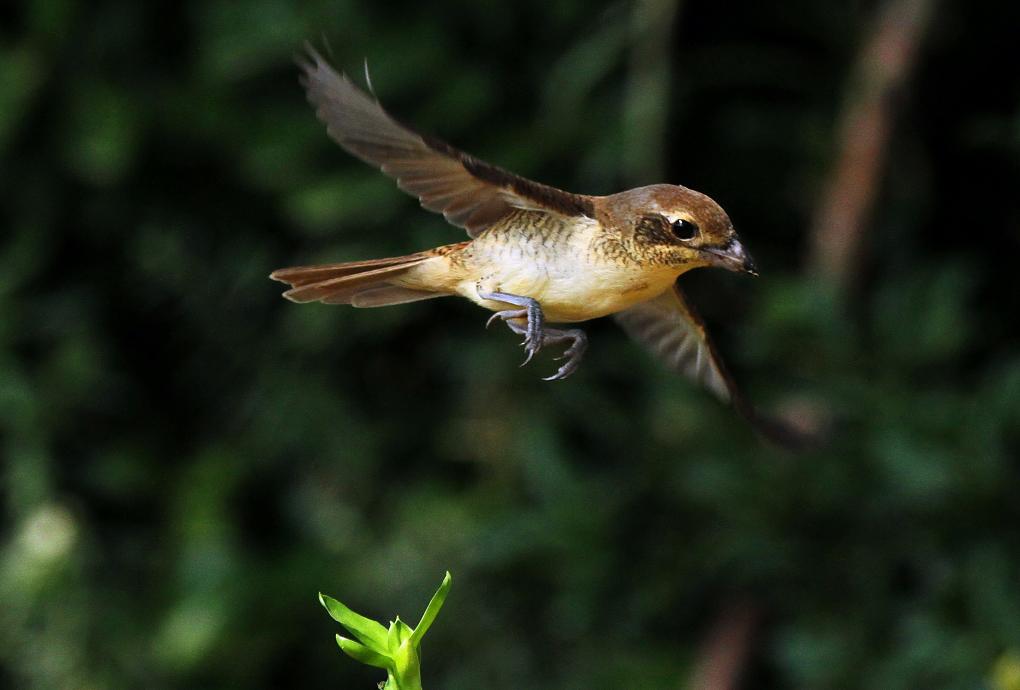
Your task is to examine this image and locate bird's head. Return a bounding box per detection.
[601,184,756,275]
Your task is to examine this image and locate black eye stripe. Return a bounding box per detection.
[671,219,699,240]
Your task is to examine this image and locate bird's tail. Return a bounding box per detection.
[270,246,458,307]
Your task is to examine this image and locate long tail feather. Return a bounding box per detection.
[270,252,439,305]
[347,286,441,307]
[270,255,425,288]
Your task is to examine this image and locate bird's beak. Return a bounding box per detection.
[703,238,758,275]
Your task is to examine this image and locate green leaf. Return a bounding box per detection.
[393,617,413,646]
[387,618,399,653]
[386,616,414,655]
[410,572,452,647]
[336,636,393,671]
[319,592,389,652]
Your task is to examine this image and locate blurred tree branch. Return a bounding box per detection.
[806,0,936,297]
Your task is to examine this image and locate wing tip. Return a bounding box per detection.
[753,413,826,452]
[729,393,830,452]
[295,39,377,100]
[269,268,304,285]
[270,271,303,302]
[295,40,324,75]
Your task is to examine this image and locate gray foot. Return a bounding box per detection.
[479,290,545,365]
[540,327,588,381]
[479,289,588,380]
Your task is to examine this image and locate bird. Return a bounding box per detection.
[272,47,804,446]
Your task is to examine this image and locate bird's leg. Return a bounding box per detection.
[539,327,588,381]
[478,289,588,380]
[479,290,545,365]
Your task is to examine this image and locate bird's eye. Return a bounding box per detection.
[671,218,699,241]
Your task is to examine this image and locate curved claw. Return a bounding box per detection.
[543,355,582,380]
[487,309,526,329]
[478,291,589,378]
[520,331,543,366]
[478,290,546,368]
[540,328,588,381]
[543,350,583,380]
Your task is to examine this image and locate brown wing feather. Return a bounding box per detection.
[615,283,812,449]
[299,46,594,237]
[614,284,735,404]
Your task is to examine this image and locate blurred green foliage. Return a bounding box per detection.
[1,0,1019,688]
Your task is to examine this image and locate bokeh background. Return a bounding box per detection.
[2,0,1019,688]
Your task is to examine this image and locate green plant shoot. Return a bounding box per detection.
[319,572,452,690]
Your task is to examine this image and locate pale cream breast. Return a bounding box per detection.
[450,213,682,323]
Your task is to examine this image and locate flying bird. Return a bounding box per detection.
[272,47,803,446]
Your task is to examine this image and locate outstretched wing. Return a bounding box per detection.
[299,47,594,237]
[614,284,736,403]
[615,283,810,449]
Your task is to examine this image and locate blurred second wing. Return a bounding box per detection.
[615,284,813,449]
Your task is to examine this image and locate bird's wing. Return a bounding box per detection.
[614,283,736,404]
[615,283,810,448]
[299,47,595,238]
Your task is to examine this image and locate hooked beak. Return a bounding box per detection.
[703,238,758,275]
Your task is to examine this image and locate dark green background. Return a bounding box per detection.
[2,1,1019,688]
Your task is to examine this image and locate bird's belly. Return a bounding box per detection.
[462,256,676,323]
